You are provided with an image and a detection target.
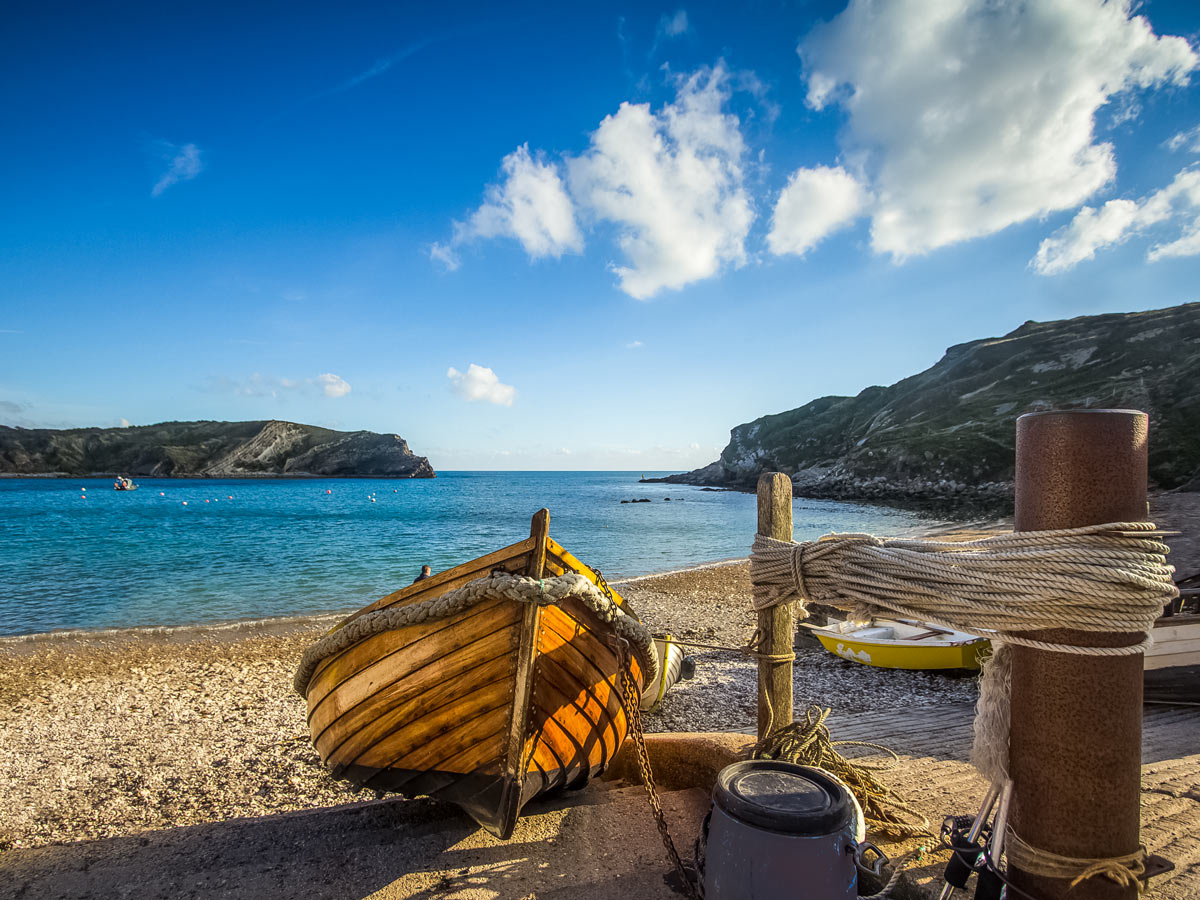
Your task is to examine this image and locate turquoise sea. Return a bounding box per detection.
[0,472,932,637]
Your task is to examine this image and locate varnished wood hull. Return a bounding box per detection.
[301,511,648,838]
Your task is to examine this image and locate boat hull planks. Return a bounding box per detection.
[301,510,647,838]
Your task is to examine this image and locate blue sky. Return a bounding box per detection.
[3,0,1200,470]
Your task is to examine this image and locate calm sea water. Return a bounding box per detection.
[0,473,932,637]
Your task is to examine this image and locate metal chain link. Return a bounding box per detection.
[590,565,617,606]
[615,639,700,900]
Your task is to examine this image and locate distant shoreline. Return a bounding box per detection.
[0,472,437,479]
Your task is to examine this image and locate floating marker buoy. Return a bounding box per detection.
[228,495,233,500]
[206,499,211,503]
[182,501,188,506]
[80,494,86,499]
[81,487,86,491]
[160,492,165,496]
[326,489,332,494]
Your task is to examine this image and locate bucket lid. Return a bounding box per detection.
[713,761,852,835]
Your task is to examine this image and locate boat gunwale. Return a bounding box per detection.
[808,621,988,649]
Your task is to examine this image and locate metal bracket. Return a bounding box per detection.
[855,840,889,877]
[1142,853,1175,884]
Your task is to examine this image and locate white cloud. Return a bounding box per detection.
[625,340,644,349]
[767,165,870,256]
[1166,125,1200,154]
[660,10,688,38]
[119,417,131,427]
[316,373,352,398]
[462,145,582,259]
[151,142,204,197]
[1033,167,1200,273]
[428,241,460,271]
[568,64,753,299]
[800,0,1198,258]
[447,364,516,406]
[206,372,352,400]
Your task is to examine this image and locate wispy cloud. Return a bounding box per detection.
[447,364,516,406]
[151,142,204,197]
[625,340,644,349]
[202,372,352,400]
[1165,125,1200,154]
[659,10,689,38]
[428,241,461,271]
[0,329,23,334]
[648,10,689,58]
[306,40,431,105]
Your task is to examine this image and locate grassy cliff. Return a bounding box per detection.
[0,420,436,478]
[660,303,1200,504]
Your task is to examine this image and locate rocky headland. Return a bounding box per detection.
[0,420,435,478]
[649,302,1200,507]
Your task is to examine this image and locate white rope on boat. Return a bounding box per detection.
[748,521,1179,782]
[294,571,656,696]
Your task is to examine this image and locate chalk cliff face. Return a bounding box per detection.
[0,420,436,478]
[658,303,1200,504]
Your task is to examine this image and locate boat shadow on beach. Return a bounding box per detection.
[0,781,707,900]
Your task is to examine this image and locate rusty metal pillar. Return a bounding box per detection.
[1010,410,1148,899]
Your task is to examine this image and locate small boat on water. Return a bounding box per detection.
[113,476,137,491]
[295,509,658,838]
[807,617,990,670]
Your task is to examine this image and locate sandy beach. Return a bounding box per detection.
[1,494,1196,897]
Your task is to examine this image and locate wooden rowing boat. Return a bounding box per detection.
[296,509,654,839]
[807,617,990,670]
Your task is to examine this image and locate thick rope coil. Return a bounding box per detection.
[753,705,932,839]
[749,522,1178,785]
[750,522,1176,656]
[1005,829,1148,893]
[294,571,657,696]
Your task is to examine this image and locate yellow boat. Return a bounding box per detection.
[808,617,990,670]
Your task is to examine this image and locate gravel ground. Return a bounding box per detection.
[1,492,1188,854]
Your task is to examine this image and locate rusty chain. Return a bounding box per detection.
[615,638,700,900]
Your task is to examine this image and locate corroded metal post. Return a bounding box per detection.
[1010,410,1147,899]
[757,472,794,739]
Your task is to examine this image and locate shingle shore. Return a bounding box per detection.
[10,491,1196,853]
[0,553,989,852]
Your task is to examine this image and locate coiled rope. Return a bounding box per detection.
[749,522,1177,893]
[750,522,1175,656]
[294,571,656,696]
[753,705,932,839]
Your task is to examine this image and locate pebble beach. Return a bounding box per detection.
[0,559,981,855]
[1,493,1195,877]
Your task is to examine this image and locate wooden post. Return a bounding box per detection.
[1010,411,1147,900]
[497,508,551,838]
[757,473,794,739]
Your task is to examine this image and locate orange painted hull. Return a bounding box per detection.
[301,517,648,838]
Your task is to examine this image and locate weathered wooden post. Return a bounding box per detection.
[1010,410,1147,899]
[756,472,794,739]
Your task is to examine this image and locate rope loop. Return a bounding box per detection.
[1005,829,1148,893]
[750,522,1177,656]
